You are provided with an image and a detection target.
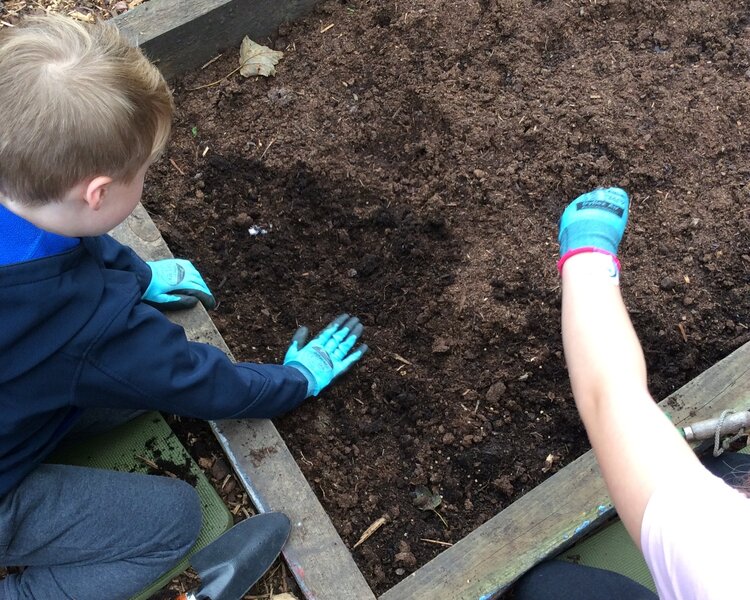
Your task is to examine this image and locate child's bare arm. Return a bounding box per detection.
[561,254,702,547]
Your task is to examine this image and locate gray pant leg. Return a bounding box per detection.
[0,464,201,600]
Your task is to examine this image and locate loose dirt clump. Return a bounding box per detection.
[143,0,750,593]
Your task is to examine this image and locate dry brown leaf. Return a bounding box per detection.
[541,453,559,473]
[68,10,94,22]
[239,36,284,78]
[412,485,442,511]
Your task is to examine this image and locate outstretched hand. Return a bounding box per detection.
[284,314,368,397]
[143,259,217,311]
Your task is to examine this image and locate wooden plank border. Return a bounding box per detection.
[380,341,750,600]
[114,0,320,80]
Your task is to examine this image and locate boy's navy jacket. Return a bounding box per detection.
[0,206,308,497]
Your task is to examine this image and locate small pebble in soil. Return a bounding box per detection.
[493,476,515,497]
[210,457,230,480]
[394,541,416,568]
[659,276,677,291]
[267,87,295,107]
[486,381,507,403]
[431,338,451,354]
[248,225,270,236]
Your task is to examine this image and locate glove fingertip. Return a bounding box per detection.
[340,320,359,340]
[203,294,217,310]
[340,344,368,370]
[330,314,349,329]
[292,326,309,345]
[175,294,200,308]
[174,289,216,310]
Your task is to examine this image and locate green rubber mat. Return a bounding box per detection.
[48,412,233,600]
[559,518,655,592]
[559,444,750,592]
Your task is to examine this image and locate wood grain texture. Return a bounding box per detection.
[112,206,376,600]
[114,0,320,80]
[380,341,750,600]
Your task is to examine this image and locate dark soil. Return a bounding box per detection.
[143,0,750,593]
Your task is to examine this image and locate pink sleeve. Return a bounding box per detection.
[641,466,750,600]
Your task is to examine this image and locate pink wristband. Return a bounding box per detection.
[557,247,621,275]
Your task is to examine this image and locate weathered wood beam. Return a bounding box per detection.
[114,0,320,80]
[380,341,750,600]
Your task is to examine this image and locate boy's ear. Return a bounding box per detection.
[83,176,114,211]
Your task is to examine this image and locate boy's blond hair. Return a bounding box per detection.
[0,15,173,205]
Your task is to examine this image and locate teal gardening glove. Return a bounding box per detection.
[557,187,629,275]
[284,314,368,397]
[143,259,217,311]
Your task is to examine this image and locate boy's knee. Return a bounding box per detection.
[156,478,202,555]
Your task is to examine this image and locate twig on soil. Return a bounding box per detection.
[457,290,467,315]
[135,455,178,478]
[187,65,243,92]
[169,158,185,175]
[260,138,276,160]
[320,23,335,33]
[420,538,453,547]
[280,562,290,592]
[431,508,448,529]
[200,53,223,69]
[678,322,688,343]
[353,516,388,549]
[391,353,413,365]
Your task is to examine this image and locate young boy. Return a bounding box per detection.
[0,15,366,600]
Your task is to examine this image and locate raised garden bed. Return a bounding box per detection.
[140,0,750,595]
[4,0,750,598]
